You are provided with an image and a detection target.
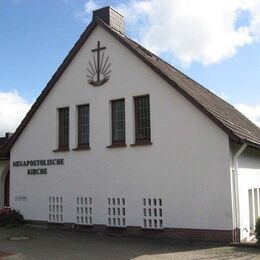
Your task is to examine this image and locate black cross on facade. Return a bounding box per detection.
[91,41,106,81]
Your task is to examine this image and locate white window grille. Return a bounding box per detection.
[107,197,126,227]
[142,198,163,229]
[48,196,63,223]
[76,197,93,225]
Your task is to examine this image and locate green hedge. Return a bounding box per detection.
[255,217,260,245]
[0,207,24,228]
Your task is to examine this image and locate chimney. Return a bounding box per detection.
[93,6,124,34]
[5,132,12,139]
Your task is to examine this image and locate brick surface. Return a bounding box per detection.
[0,226,259,259]
[0,251,14,258]
[26,220,234,243]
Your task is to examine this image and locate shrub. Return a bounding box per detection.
[0,207,24,227]
[255,217,260,245]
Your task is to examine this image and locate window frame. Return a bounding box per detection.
[76,104,90,149]
[107,98,126,148]
[57,107,70,151]
[133,95,151,145]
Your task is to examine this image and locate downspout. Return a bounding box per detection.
[232,143,247,242]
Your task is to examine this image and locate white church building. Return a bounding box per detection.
[1,7,260,243]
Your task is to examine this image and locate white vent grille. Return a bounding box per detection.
[142,198,163,229]
[76,197,93,225]
[48,196,63,223]
[107,197,126,227]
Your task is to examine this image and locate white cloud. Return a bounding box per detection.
[84,0,98,13]
[72,0,100,23]
[112,0,260,66]
[235,103,260,127]
[0,91,32,136]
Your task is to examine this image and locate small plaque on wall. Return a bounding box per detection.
[15,196,27,202]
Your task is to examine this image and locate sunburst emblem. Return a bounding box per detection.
[87,41,111,87]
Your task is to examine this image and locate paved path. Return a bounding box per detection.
[0,226,259,259]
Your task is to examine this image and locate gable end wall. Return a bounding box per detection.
[10,25,233,232]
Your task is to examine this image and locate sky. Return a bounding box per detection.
[1,0,260,135]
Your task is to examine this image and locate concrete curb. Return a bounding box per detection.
[230,242,259,248]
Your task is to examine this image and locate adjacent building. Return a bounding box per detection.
[2,7,260,242]
[0,133,11,208]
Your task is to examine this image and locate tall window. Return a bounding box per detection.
[111,99,125,144]
[78,104,90,147]
[58,107,69,149]
[134,95,150,143]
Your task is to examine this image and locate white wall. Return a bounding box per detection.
[237,146,260,240]
[10,25,233,231]
[0,160,9,207]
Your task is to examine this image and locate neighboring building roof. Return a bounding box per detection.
[3,18,260,155]
[0,136,9,157]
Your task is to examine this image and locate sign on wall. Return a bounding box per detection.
[12,158,64,175]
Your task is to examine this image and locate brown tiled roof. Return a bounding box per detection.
[3,18,260,155]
